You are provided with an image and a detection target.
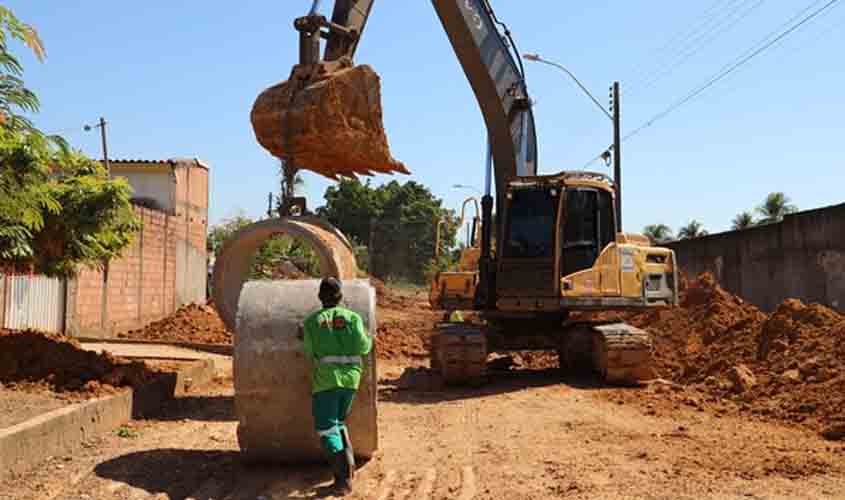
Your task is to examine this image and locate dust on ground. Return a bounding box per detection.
[4,363,844,500]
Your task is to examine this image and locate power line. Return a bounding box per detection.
[673,0,843,110]
[626,0,766,98]
[624,0,763,92]
[622,0,841,143]
[622,0,734,86]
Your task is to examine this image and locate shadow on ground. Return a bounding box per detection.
[378,365,625,404]
[149,394,236,422]
[95,449,368,499]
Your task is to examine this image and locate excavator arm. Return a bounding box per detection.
[310,0,538,199]
[324,0,375,61]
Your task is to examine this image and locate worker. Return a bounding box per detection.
[302,277,372,495]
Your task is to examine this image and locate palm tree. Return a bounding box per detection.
[277,158,306,215]
[678,220,708,240]
[0,7,45,131]
[756,192,797,224]
[731,211,755,230]
[642,224,674,244]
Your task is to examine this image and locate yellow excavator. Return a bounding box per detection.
[251,0,679,386]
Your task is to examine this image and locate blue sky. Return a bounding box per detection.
[8,1,845,238]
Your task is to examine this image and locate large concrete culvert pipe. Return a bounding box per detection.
[211,217,378,462]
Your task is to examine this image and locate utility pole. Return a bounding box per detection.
[611,82,622,231]
[99,117,109,175]
[84,117,110,175]
[267,193,274,219]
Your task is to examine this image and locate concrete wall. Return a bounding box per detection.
[112,166,175,212]
[667,203,845,312]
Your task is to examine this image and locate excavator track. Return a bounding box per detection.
[557,322,654,385]
[430,323,487,386]
[590,323,654,385]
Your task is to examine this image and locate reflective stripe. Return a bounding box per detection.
[320,355,363,364]
[317,426,339,437]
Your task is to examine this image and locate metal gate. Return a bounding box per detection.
[2,274,66,333]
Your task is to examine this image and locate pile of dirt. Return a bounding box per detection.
[608,273,845,438]
[119,303,233,345]
[0,329,158,397]
[372,282,438,363]
[267,259,310,280]
[251,64,409,178]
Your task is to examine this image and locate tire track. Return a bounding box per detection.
[459,466,477,500]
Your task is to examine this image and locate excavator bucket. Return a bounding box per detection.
[251,64,409,179]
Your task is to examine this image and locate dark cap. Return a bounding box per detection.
[318,277,342,305]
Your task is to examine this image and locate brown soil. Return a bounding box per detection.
[271,259,310,280]
[251,64,408,178]
[0,329,159,398]
[373,272,845,440]
[0,390,69,429]
[4,365,844,500]
[373,280,438,363]
[119,303,233,345]
[593,272,845,439]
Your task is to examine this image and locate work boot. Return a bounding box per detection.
[330,451,353,495]
[340,427,356,478]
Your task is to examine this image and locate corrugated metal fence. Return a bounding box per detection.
[1,273,66,333]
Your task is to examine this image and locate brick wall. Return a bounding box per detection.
[0,273,7,327]
[67,203,207,338]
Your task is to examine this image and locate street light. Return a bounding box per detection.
[452,184,482,195]
[523,53,623,230]
[522,53,612,121]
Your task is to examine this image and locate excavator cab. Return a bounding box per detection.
[495,171,679,313]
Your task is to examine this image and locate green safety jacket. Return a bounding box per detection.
[302,306,373,394]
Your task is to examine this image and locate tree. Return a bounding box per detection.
[317,178,458,283]
[0,129,141,276]
[756,192,797,225]
[276,157,305,216]
[207,212,319,279]
[642,224,674,244]
[731,211,755,230]
[317,178,382,244]
[0,12,139,276]
[0,7,44,132]
[207,211,253,256]
[678,220,708,240]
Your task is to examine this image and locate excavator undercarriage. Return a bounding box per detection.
[428,315,655,387]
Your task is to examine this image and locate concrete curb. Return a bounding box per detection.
[75,337,233,356]
[0,359,217,480]
[0,390,132,480]
[131,359,217,419]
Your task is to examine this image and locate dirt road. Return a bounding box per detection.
[2,360,843,500]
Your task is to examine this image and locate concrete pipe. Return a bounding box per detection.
[236,280,377,462]
[212,216,359,332]
[210,217,377,462]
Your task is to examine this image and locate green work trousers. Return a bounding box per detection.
[312,388,356,454]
